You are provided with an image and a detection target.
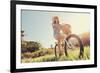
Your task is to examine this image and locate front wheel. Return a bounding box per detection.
[55,44,60,58]
[64,34,84,58]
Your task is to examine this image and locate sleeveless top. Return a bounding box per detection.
[52,24,61,36]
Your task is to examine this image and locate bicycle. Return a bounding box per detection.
[54,34,84,59]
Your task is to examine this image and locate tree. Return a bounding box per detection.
[21,30,25,41]
[81,32,90,46]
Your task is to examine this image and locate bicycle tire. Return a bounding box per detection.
[64,34,84,58]
[54,44,60,58]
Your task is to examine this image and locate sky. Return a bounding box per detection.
[21,10,90,48]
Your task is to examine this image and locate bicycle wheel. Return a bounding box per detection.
[55,44,60,58]
[64,34,84,59]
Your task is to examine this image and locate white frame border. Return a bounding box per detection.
[16,4,95,69]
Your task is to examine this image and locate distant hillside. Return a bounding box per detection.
[80,32,90,46]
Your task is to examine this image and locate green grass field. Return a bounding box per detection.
[21,46,90,63]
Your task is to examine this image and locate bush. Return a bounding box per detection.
[21,41,42,53]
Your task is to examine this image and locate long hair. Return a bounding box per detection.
[52,16,59,24]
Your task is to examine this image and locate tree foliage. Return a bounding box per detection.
[21,41,42,53]
[81,32,90,46]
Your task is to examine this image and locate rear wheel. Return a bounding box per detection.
[64,34,84,59]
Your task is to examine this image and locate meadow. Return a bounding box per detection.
[21,46,90,63]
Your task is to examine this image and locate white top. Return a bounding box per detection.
[52,24,61,36]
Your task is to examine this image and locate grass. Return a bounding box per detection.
[21,46,90,63]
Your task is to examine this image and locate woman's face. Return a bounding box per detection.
[53,16,59,24]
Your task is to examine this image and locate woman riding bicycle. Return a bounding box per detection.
[52,16,71,56]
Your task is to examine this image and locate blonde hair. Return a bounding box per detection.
[52,16,59,24]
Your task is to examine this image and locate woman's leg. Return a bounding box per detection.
[57,40,62,56]
[55,34,65,56]
[58,39,64,56]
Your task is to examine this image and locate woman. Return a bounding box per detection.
[52,16,65,56]
[52,16,71,56]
